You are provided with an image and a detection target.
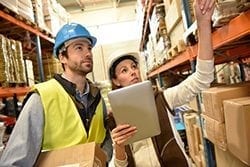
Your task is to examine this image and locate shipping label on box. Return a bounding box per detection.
[35,142,107,167]
[223,96,250,166]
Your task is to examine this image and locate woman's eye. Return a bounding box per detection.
[132,64,137,69]
[121,68,128,73]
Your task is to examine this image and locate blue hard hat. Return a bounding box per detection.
[53,23,97,57]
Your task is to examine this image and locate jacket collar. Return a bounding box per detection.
[54,74,100,98]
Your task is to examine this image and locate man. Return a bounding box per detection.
[0,23,112,166]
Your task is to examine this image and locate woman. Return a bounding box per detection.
[107,0,215,166]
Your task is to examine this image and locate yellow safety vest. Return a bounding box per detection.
[33,79,106,151]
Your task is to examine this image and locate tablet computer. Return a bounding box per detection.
[107,80,161,144]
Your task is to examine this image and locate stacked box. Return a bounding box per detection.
[15,41,26,83]
[6,39,15,83]
[202,114,227,150]
[212,0,242,27]
[201,82,250,150]
[0,35,10,84]
[215,146,249,167]
[215,62,242,84]
[43,0,70,36]
[243,63,250,81]
[202,83,250,122]
[164,0,187,58]
[0,0,18,14]
[32,0,47,29]
[25,59,35,86]
[223,97,250,165]
[18,0,35,23]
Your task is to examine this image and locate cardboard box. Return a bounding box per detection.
[223,97,250,165]
[35,142,107,167]
[214,146,249,167]
[202,115,227,151]
[202,83,250,122]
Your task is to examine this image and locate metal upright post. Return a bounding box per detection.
[190,59,216,167]
[35,35,45,82]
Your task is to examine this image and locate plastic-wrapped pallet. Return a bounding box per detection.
[212,0,242,27]
[32,0,47,30]
[15,40,26,83]
[0,0,18,14]
[43,0,70,36]
[0,34,10,85]
[18,0,35,23]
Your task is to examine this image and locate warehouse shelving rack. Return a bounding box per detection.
[139,1,250,166]
[0,6,54,98]
[144,9,250,77]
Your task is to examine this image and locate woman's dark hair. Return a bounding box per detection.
[109,55,138,80]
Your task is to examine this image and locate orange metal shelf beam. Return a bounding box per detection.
[0,87,30,98]
[148,9,250,77]
[0,10,54,43]
[212,10,250,49]
[148,47,191,77]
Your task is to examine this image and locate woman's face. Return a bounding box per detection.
[112,59,142,88]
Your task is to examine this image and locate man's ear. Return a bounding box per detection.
[58,53,66,63]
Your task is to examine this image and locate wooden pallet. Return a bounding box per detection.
[167,40,187,59]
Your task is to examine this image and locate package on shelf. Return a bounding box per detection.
[154,37,166,66]
[18,0,35,23]
[145,36,157,72]
[228,62,242,84]
[149,3,165,39]
[214,146,249,167]
[223,96,250,166]
[0,34,10,84]
[43,58,60,80]
[0,0,18,14]
[239,0,250,11]
[164,0,187,58]
[43,0,70,36]
[165,0,182,34]
[201,82,250,122]
[215,62,242,84]
[32,0,47,30]
[33,54,63,81]
[243,63,250,81]
[5,39,15,83]
[212,0,242,27]
[25,59,35,86]
[202,114,227,151]
[183,113,206,167]
[215,63,231,84]
[15,40,26,83]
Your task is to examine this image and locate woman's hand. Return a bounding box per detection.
[111,124,137,146]
[194,0,215,24]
